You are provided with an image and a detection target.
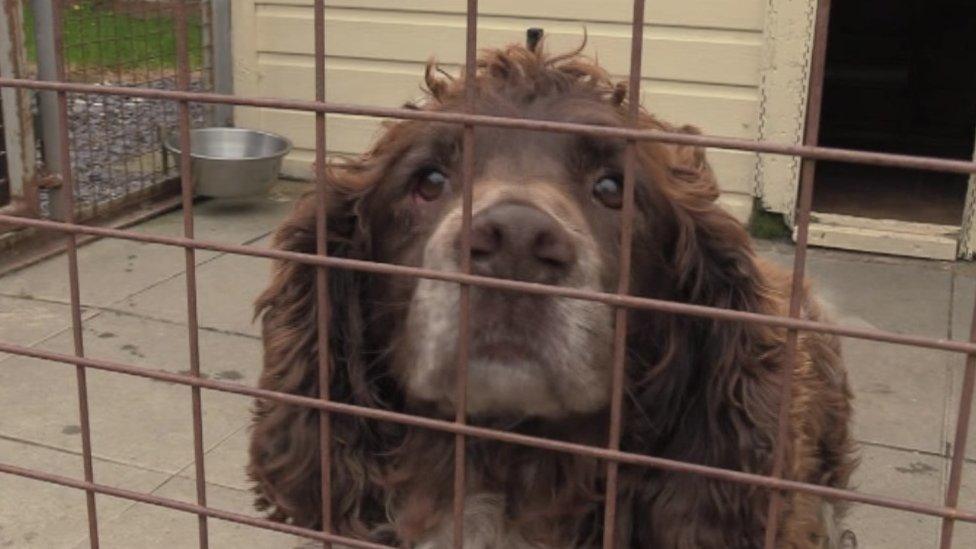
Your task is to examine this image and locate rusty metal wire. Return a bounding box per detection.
[50,3,99,546]
[451,1,479,547]
[312,1,334,546]
[4,76,976,174]
[173,2,209,546]
[763,0,834,544]
[0,91,9,207]
[33,0,214,221]
[1,1,975,548]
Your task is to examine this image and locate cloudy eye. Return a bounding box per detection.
[414,168,449,202]
[592,175,624,209]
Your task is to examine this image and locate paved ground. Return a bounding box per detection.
[1,182,975,548]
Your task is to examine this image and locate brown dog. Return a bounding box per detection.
[248,42,857,548]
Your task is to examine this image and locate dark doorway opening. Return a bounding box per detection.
[813,0,976,226]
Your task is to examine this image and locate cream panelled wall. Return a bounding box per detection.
[232,0,765,222]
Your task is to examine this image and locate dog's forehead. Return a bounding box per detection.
[425,96,625,177]
[474,127,569,177]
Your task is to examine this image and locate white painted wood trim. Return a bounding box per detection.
[809,212,960,238]
[0,1,36,201]
[959,145,976,259]
[230,0,259,132]
[717,192,753,225]
[754,0,817,224]
[804,222,959,261]
[805,213,960,261]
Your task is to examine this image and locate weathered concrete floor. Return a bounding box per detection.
[1,184,974,548]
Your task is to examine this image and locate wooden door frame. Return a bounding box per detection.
[758,0,976,259]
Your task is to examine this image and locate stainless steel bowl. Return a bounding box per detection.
[163,128,292,197]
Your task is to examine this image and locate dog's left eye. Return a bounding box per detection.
[414,169,449,202]
[592,175,624,209]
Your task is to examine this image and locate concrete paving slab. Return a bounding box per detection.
[0,184,296,310]
[0,437,169,549]
[0,310,262,475]
[55,309,265,385]
[0,238,214,309]
[759,246,955,454]
[952,271,975,341]
[187,425,251,492]
[0,296,88,363]
[943,270,976,461]
[845,444,944,549]
[844,339,953,454]
[133,194,293,247]
[758,246,954,337]
[118,245,274,338]
[950,462,976,547]
[72,475,305,549]
[944,353,976,463]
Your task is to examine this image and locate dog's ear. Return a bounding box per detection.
[624,149,785,545]
[667,125,719,201]
[247,174,394,535]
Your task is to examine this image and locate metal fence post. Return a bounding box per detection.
[0,0,37,214]
[210,0,233,127]
[30,0,65,219]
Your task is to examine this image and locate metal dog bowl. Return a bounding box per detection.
[163,128,292,198]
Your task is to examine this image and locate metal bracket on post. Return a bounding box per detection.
[30,0,66,220]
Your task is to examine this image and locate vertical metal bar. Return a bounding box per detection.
[140,3,163,190]
[118,1,148,195]
[50,2,99,546]
[0,0,36,209]
[939,295,976,547]
[31,0,65,217]
[601,2,645,547]
[155,0,172,180]
[108,6,132,199]
[195,0,211,126]
[210,0,233,127]
[175,2,209,547]
[79,3,100,214]
[312,0,333,545]
[452,1,478,547]
[763,1,832,546]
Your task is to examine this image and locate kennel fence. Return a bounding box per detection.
[0,0,975,548]
[27,0,216,222]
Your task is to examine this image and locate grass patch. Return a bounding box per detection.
[748,201,792,241]
[23,1,204,72]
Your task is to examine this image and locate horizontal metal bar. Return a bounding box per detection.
[1,340,975,523]
[1,77,975,175]
[2,213,975,355]
[0,461,391,549]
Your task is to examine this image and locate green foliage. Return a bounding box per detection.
[23,1,204,71]
[748,201,791,241]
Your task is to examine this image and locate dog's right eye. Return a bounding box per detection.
[414,169,449,202]
[592,175,624,209]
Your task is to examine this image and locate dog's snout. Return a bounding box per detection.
[464,202,577,282]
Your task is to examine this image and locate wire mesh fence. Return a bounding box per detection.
[25,0,213,220]
[0,0,974,548]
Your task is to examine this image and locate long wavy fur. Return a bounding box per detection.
[248,40,856,548]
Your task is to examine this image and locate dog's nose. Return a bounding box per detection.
[463,202,577,283]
